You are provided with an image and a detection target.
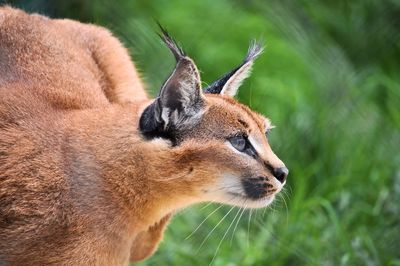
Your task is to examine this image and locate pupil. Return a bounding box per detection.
[236,137,245,149]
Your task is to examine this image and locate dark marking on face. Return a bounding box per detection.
[241,177,268,199]
[238,119,249,129]
[242,138,258,159]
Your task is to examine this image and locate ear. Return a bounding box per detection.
[139,26,204,139]
[204,41,263,97]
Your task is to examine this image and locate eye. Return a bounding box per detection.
[228,135,247,151]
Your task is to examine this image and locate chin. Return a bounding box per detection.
[212,193,276,209]
[245,195,276,208]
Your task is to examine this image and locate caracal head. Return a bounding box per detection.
[139,26,288,209]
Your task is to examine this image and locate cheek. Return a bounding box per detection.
[226,140,257,166]
[219,173,244,195]
[177,141,261,188]
[221,142,262,174]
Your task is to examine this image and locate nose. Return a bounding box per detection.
[273,167,289,183]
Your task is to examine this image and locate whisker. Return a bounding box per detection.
[285,184,293,198]
[281,187,291,200]
[262,204,268,217]
[205,185,244,193]
[196,205,236,253]
[230,203,247,245]
[209,199,246,265]
[254,208,260,222]
[247,209,253,248]
[279,193,289,227]
[199,202,214,211]
[185,204,224,240]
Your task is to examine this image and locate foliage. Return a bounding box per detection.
[7,0,400,265]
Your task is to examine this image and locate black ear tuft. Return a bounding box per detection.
[157,23,186,62]
[204,40,264,96]
[244,40,264,65]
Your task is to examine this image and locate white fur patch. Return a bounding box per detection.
[161,108,170,128]
[149,137,173,147]
[220,61,253,97]
[248,135,265,157]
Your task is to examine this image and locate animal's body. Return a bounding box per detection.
[0,7,288,265]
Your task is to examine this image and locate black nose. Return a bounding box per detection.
[273,167,289,183]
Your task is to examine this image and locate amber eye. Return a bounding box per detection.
[229,135,247,151]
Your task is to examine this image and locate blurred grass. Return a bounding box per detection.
[6,0,400,265]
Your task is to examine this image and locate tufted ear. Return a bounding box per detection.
[204,41,263,97]
[139,26,205,139]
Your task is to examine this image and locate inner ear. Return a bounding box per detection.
[158,55,204,132]
[139,26,205,140]
[159,58,203,121]
[204,41,263,97]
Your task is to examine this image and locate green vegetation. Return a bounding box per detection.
[8,0,400,265]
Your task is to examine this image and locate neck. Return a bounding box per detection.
[64,102,200,234]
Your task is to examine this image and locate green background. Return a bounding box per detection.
[5,0,400,265]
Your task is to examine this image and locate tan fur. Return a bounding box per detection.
[0,7,287,265]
